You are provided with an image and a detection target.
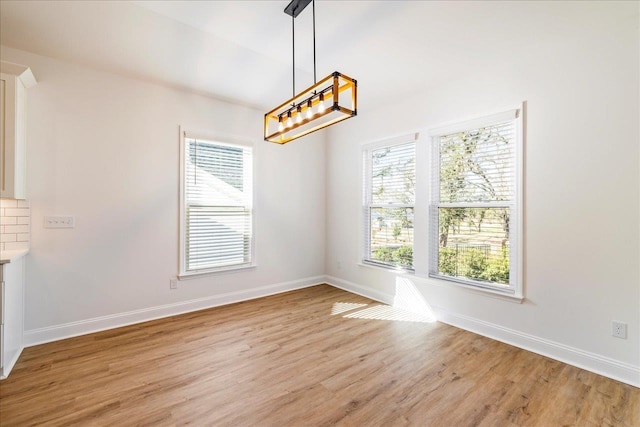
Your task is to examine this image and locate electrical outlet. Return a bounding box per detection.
[170,279,178,290]
[44,216,75,228]
[612,321,627,339]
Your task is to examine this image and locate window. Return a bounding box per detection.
[363,135,416,270]
[180,131,253,276]
[429,109,522,296]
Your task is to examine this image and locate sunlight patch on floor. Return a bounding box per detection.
[331,302,368,315]
[343,304,433,323]
[329,277,436,323]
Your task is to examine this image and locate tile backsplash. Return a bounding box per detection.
[0,199,31,252]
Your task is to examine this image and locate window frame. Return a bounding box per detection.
[362,133,418,272]
[427,107,524,298]
[179,128,256,279]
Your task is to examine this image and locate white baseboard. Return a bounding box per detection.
[21,274,640,388]
[0,346,24,380]
[324,275,639,388]
[433,306,640,388]
[325,275,395,305]
[23,275,325,347]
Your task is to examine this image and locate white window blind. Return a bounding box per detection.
[363,138,416,269]
[429,111,521,294]
[182,136,253,274]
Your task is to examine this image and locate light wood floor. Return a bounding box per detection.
[0,285,638,426]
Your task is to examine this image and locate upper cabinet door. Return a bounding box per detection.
[0,62,36,200]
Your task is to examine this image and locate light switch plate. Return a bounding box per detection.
[44,216,75,228]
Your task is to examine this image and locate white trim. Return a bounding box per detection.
[360,132,420,150]
[413,128,430,276]
[358,262,414,274]
[428,108,518,137]
[368,203,414,209]
[361,148,371,265]
[179,126,187,276]
[0,346,23,380]
[178,264,256,280]
[178,127,256,277]
[417,273,523,303]
[23,275,325,347]
[434,306,640,388]
[0,61,37,88]
[426,104,524,299]
[17,275,640,388]
[324,275,395,305]
[361,134,418,269]
[182,127,255,148]
[435,202,512,208]
[323,276,639,388]
[515,101,525,298]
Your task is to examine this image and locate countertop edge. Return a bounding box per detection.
[0,248,30,264]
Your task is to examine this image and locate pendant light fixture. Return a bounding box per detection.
[264,0,357,144]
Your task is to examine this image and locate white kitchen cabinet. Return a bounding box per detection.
[0,255,25,379]
[1,61,36,199]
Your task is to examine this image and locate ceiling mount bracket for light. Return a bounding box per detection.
[284,0,312,18]
[264,0,358,145]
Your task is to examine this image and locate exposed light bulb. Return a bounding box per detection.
[306,100,313,119]
[318,93,326,113]
[296,106,302,123]
[286,111,293,128]
[278,117,284,132]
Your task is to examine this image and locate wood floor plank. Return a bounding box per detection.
[0,284,637,426]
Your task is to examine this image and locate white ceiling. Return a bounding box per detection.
[0,1,629,111]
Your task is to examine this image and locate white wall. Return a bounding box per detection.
[1,1,638,387]
[0,46,326,333]
[325,4,639,381]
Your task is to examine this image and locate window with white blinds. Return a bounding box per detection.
[363,136,416,270]
[429,109,522,295]
[180,134,253,276]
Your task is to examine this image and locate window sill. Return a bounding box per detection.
[405,272,524,304]
[178,264,256,280]
[358,261,414,274]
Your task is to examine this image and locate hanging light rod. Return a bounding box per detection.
[264,0,357,145]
